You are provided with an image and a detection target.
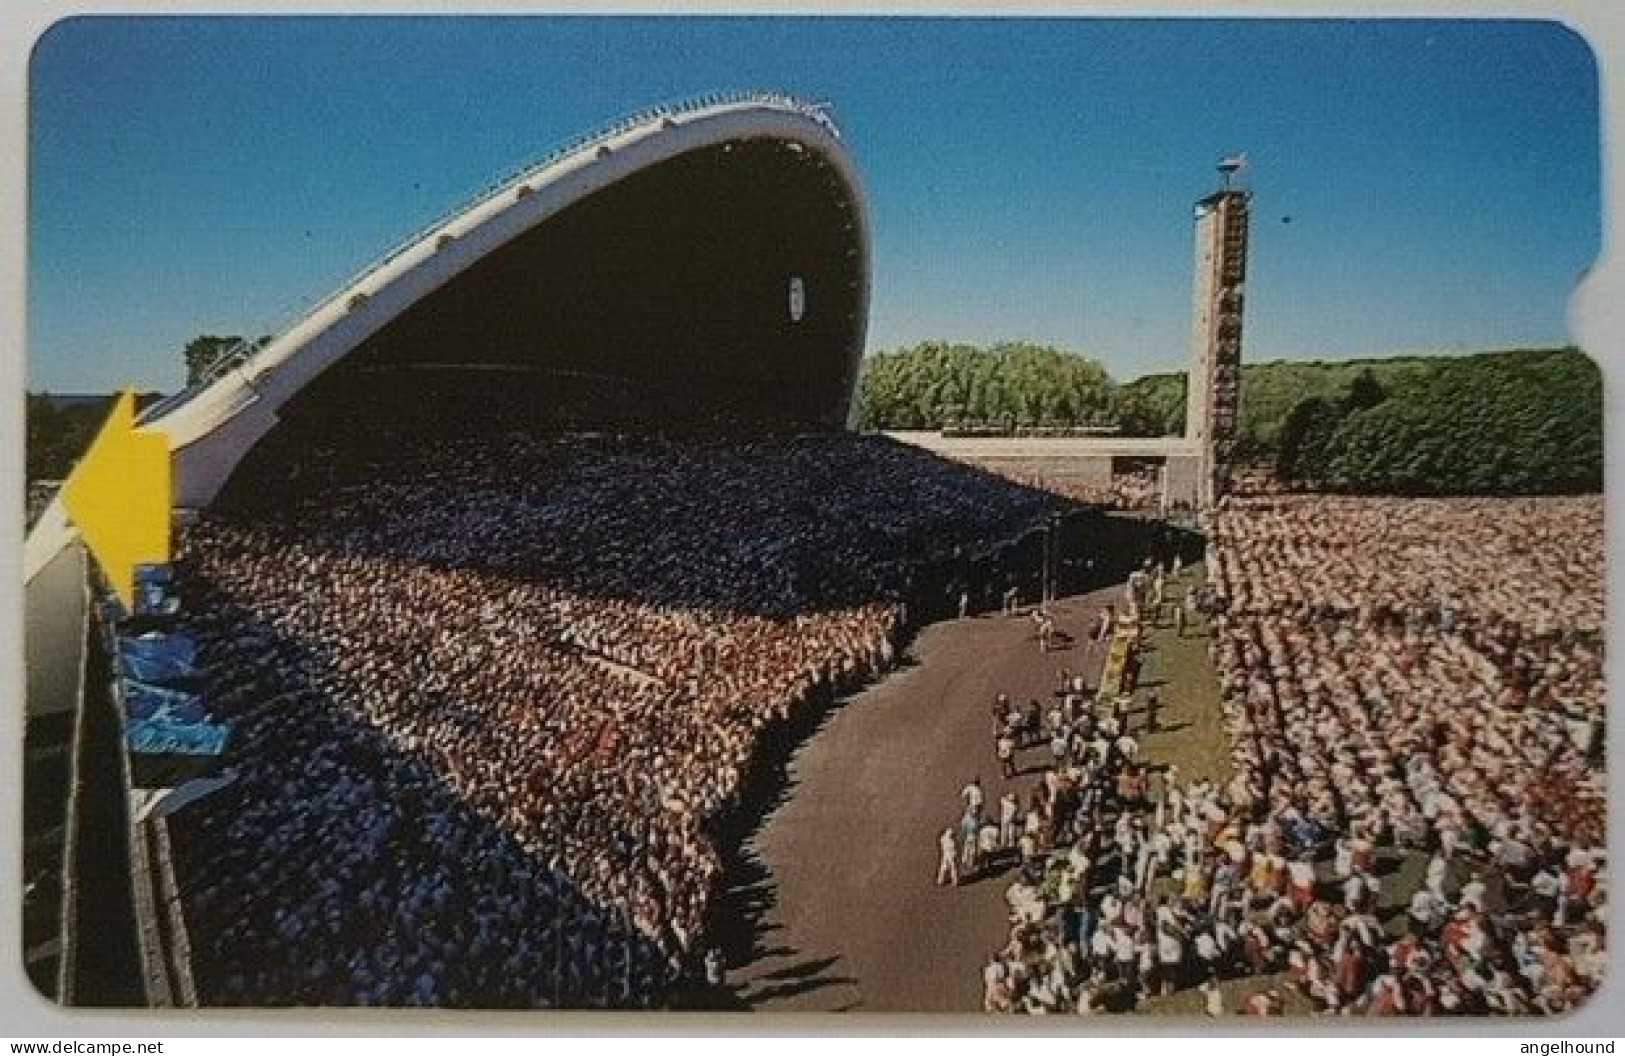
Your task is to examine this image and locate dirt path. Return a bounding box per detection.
[719,589,1120,1012]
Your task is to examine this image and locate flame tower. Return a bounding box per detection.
[1185,158,1251,507]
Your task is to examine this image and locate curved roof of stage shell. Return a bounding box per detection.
[143,90,870,511]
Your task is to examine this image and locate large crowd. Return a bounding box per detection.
[167,396,1070,1007]
[975,494,1605,1017]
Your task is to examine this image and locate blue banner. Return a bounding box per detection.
[120,631,197,665]
[118,632,200,684]
[126,718,231,757]
[133,563,179,617]
[124,679,209,725]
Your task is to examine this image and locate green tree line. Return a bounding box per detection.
[856,341,1117,430]
[1274,348,1601,494]
[29,338,1601,502]
[859,342,1601,495]
[25,334,262,499]
[25,391,164,524]
[27,393,118,486]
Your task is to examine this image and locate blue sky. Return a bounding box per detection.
[28,17,1599,392]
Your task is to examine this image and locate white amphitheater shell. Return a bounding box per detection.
[25,91,872,582]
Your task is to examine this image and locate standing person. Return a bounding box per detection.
[961,806,982,871]
[1024,700,1043,748]
[962,777,986,821]
[1173,601,1187,639]
[998,729,1018,780]
[703,946,726,989]
[1194,927,1224,982]
[959,589,971,619]
[977,820,1001,876]
[1288,857,1318,912]
[937,827,961,887]
[1144,692,1160,734]
[1113,693,1132,729]
[1018,829,1040,872]
[998,791,1021,849]
[1333,838,1354,883]
[992,693,1013,735]
[1157,924,1184,996]
[982,957,1007,1013]
[1050,725,1070,768]
[1111,924,1138,993]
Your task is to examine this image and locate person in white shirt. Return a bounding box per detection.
[1425,852,1455,898]
[1530,865,1562,918]
[1200,977,1224,1017]
[1461,872,1488,912]
[1006,879,1046,925]
[937,827,960,887]
[1288,857,1317,910]
[1408,887,1443,930]
[1156,927,1184,995]
[1105,922,1135,987]
[1134,841,1157,894]
[982,956,1007,1012]
[1333,837,1354,880]
[999,792,1021,848]
[997,732,1017,779]
[1195,929,1223,979]
[1342,871,1374,911]
[977,822,1000,873]
[1135,933,1156,1004]
[961,778,985,820]
[1074,978,1099,1016]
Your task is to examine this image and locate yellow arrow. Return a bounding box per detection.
[60,388,171,610]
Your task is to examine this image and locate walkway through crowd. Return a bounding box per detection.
[719,587,1130,1011]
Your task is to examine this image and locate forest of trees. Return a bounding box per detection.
[855,341,1117,430]
[857,342,1601,495]
[184,334,269,386]
[1275,348,1602,494]
[25,391,166,524]
[27,393,118,487]
[27,338,1602,505]
[24,335,261,504]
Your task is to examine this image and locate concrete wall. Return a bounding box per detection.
[966,455,1116,488]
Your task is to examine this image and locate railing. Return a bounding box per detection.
[140,90,840,424]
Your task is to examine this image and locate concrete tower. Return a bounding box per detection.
[1185,158,1251,508]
